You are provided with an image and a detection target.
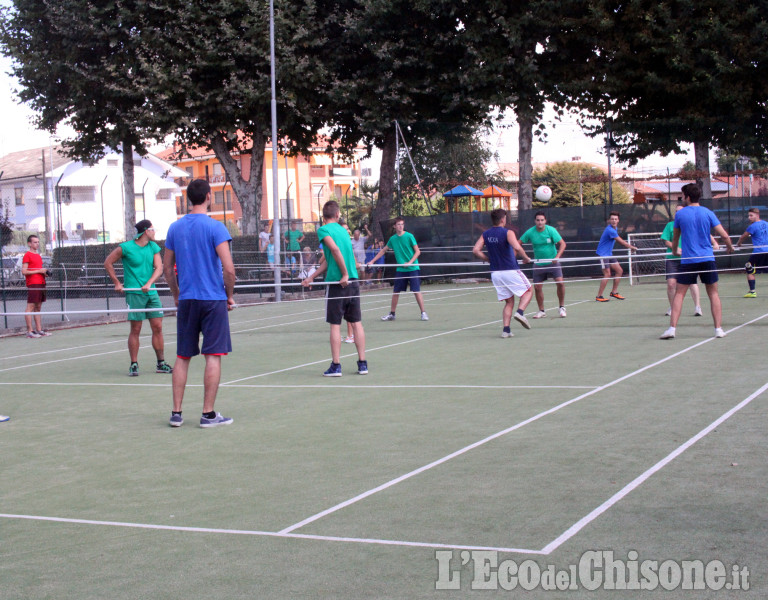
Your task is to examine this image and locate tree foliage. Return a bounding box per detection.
[532,161,631,208]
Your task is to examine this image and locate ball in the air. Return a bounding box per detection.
[535,185,552,201]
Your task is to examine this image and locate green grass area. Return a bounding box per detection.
[1,275,766,598]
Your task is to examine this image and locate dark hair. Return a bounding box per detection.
[749,207,760,215]
[681,183,701,203]
[187,179,211,205]
[322,200,340,219]
[534,211,547,220]
[608,211,620,219]
[27,234,39,243]
[394,216,405,225]
[490,208,507,225]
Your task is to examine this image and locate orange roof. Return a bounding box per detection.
[482,185,512,197]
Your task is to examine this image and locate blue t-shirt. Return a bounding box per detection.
[596,225,619,257]
[165,214,232,300]
[673,205,720,264]
[747,220,768,252]
[482,226,520,272]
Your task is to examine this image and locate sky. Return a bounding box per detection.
[0,52,699,178]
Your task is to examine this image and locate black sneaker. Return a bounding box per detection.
[357,360,368,375]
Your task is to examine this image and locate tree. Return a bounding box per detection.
[532,161,630,207]
[715,149,768,173]
[324,0,491,239]
[563,0,768,198]
[1,0,170,240]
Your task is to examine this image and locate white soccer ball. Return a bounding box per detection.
[535,185,553,202]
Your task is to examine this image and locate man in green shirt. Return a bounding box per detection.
[367,216,428,321]
[519,212,568,318]
[302,201,367,376]
[660,203,709,317]
[104,219,173,376]
[284,221,305,266]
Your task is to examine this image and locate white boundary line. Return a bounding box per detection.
[0,382,597,390]
[0,513,543,555]
[277,312,768,536]
[540,379,768,554]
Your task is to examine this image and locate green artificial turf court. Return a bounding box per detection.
[1,274,766,599]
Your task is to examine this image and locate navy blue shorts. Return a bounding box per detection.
[676,261,719,286]
[393,271,421,293]
[749,252,768,273]
[326,280,361,325]
[176,299,232,358]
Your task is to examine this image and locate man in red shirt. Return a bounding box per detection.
[22,234,50,338]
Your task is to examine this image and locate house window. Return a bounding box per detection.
[361,168,372,178]
[213,163,223,176]
[214,191,224,207]
[59,187,72,205]
[225,190,232,210]
[15,187,23,206]
[185,167,194,179]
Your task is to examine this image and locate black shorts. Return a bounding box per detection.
[665,259,681,280]
[532,263,563,283]
[749,252,768,273]
[676,261,719,286]
[326,280,361,325]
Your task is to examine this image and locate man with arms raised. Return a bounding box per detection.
[163,179,236,427]
[473,209,534,338]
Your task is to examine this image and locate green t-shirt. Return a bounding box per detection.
[120,239,161,295]
[660,221,677,259]
[317,222,358,282]
[386,231,420,272]
[519,225,562,265]
[285,229,304,251]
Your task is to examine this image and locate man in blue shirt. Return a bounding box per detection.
[473,208,533,338]
[595,212,637,302]
[163,179,236,427]
[661,183,734,340]
[735,207,768,298]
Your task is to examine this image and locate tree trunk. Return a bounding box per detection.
[518,116,534,211]
[371,127,397,240]
[122,141,135,242]
[693,141,712,199]
[210,130,265,236]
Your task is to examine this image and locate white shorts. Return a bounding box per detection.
[491,269,531,301]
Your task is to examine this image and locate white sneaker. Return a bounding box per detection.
[715,328,726,338]
[501,331,514,338]
[514,312,531,329]
[343,336,355,344]
[660,327,676,339]
[532,310,547,319]
[381,313,395,321]
[559,307,567,318]
[694,306,703,317]
[420,312,429,321]
[0,415,9,422]
[665,308,672,317]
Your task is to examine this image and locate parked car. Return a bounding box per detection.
[1,257,23,285]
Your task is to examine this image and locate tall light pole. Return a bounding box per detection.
[269,0,282,300]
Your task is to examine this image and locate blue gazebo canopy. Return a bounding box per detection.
[442,184,484,197]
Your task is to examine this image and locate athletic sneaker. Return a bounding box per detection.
[694,306,703,316]
[35,330,51,337]
[715,328,726,338]
[25,331,41,338]
[128,362,139,377]
[532,310,547,319]
[421,312,429,321]
[610,292,625,300]
[381,313,396,321]
[501,331,514,338]
[323,362,342,377]
[660,327,676,339]
[514,312,531,329]
[744,291,757,298]
[595,296,609,302]
[357,360,368,375]
[169,413,183,427]
[559,307,567,318]
[343,335,355,344]
[665,308,672,317]
[0,415,10,422]
[200,412,233,428]
[156,361,173,374]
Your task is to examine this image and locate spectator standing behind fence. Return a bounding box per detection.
[104,219,173,377]
[595,212,637,302]
[266,234,275,269]
[519,211,568,318]
[259,224,271,252]
[351,225,371,266]
[284,222,304,263]
[22,234,50,338]
[163,178,236,428]
[736,207,768,298]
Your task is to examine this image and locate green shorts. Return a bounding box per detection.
[126,292,164,320]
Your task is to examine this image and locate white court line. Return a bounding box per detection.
[0,513,542,555]
[0,382,595,390]
[278,312,768,535]
[540,379,768,555]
